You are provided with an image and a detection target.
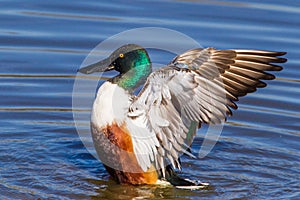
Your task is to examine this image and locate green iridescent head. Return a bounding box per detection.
[79,44,152,91]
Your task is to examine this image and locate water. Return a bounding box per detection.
[1,0,299,199]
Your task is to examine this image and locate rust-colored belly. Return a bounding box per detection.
[91,122,158,185]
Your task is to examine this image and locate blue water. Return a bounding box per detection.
[1,0,299,199]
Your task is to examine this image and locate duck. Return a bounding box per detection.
[78,44,286,188]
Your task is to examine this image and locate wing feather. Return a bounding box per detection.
[127,47,286,175]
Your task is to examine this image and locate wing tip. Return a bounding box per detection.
[276,57,288,63]
[234,49,287,55]
[276,51,287,56]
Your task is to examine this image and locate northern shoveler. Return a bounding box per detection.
[78,44,286,188]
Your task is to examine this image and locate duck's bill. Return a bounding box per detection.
[78,57,114,74]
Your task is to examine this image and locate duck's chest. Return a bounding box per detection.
[91,82,131,128]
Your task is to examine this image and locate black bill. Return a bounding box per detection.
[78,57,114,74]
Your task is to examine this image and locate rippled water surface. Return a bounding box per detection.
[1,0,299,199]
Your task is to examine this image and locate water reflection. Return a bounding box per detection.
[89,179,214,200]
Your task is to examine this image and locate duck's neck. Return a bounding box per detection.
[112,50,152,92]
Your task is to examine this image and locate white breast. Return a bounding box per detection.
[91,82,131,128]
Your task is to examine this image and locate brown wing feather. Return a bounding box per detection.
[172,47,287,111]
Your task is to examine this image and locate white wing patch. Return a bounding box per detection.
[126,71,191,175]
[125,110,161,171]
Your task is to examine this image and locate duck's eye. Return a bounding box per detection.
[119,53,124,58]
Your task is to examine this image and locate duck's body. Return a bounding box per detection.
[79,44,286,186]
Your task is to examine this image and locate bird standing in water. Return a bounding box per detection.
[78,44,286,188]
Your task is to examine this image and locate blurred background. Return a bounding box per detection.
[0,0,299,199]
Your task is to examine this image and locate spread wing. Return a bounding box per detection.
[126,47,286,176]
